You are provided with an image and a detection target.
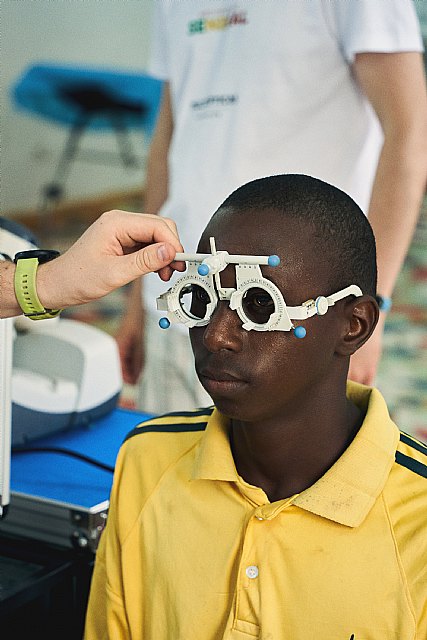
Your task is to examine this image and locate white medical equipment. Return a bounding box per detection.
[0,218,36,515]
[0,219,122,516]
[0,316,13,517]
[157,237,363,338]
[11,318,122,445]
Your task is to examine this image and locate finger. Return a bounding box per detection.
[135,242,177,275]
[160,216,181,240]
[157,256,187,281]
[157,265,175,281]
[117,213,183,252]
[170,259,186,272]
[149,222,183,253]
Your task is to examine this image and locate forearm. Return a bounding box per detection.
[143,83,173,215]
[135,83,173,322]
[144,139,169,215]
[137,132,168,317]
[0,261,21,318]
[353,52,427,299]
[0,258,80,319]
[368,132,427,298]
[125,278,145,323]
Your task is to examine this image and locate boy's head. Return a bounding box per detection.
[186,174,379,421]
[214,173,377,297]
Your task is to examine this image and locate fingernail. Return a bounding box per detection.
[157,244,169,262]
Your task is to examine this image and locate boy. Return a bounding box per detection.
[85,175,426,639]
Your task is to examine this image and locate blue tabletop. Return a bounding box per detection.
[10,408,151,509]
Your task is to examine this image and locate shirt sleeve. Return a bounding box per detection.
[148,1,170,80]
[84,533,130,640]
[84,446,131,639]
[323,0,424,64]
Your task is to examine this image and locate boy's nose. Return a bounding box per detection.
[202,301,243,353]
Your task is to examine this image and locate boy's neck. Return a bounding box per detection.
[229,382,364,503]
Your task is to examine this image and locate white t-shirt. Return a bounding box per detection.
[144,0,423,315]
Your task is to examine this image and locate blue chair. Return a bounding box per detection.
[12,63,163,208]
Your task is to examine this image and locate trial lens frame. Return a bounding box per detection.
[156,237,362,336]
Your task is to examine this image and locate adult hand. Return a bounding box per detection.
[37,210,185,311]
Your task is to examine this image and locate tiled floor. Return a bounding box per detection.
[36,194,427,440]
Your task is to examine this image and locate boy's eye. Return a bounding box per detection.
[194,286,210,304]
[243,288,275,323]
[179,284,211,320]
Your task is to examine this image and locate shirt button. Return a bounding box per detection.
[256,516,263,520]
[246,565,259,579]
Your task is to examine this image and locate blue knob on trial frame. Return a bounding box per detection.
[159,317,171,329]
[293,326,306,339]
[268,255,280,267]
[197,264,210,276]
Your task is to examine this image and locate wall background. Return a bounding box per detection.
[1,0,153,215]
[2,1,426,216]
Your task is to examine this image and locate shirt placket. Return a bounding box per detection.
[232,487,296,638]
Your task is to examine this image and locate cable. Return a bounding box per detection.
[11,446,115,473]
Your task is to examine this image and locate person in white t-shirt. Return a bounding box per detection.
[117,0,427,414]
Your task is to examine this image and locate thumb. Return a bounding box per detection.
[135,242,176,275]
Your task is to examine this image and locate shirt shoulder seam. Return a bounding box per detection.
[123,407,214,442]
[380,492,417,628]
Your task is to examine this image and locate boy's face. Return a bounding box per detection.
[189,207,345,423]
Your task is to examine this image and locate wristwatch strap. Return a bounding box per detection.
[376,295,392,313]
[14,257,61,320]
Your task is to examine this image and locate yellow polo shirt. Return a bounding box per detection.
[85,382,427,639]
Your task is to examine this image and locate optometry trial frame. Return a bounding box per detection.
[156,237,362,338]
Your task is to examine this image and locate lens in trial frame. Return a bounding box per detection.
[242,287,275,324]
[179,284,212,320]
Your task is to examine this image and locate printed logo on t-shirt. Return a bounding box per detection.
[191,94,238,119]
[188,10,247,35]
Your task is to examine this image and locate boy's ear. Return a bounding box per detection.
[336,295,379,356]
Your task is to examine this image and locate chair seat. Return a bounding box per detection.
[59,84,148,117]
[12,64,163,134]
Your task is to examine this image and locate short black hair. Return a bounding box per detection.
[218,174,377,296]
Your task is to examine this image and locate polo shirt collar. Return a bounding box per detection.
[192,408,238,482]
[294,382,399,527]
[192,381,399,528]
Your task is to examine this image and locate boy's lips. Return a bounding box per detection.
[198,367,248,394]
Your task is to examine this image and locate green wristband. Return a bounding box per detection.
[14,256,61,320]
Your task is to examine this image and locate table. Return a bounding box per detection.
[0,407,150,638]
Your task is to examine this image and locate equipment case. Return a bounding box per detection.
[0,408,149,552]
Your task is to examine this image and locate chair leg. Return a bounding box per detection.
[40,118,88,212]
[111,115,139,168]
